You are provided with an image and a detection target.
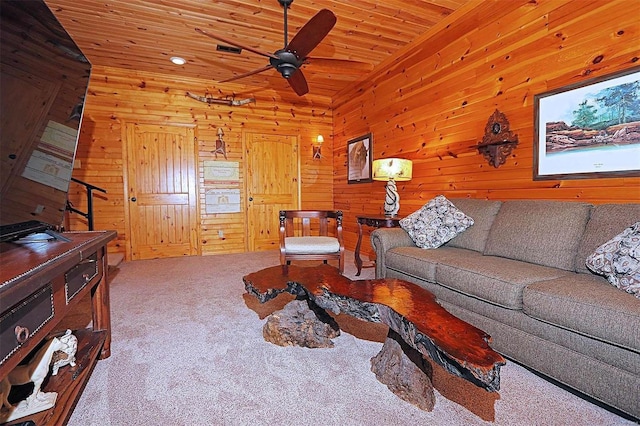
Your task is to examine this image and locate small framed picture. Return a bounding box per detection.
[533,67,640,180]
[347,133,372,184]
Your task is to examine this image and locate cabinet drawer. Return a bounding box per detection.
[0,285,54,367]
[65,252,98,303]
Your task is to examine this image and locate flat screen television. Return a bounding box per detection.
[0,0,92,241]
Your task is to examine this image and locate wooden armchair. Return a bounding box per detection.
[279,210,344,274]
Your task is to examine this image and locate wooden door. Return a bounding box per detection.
[124,123,199,260]
[245,133,299,251]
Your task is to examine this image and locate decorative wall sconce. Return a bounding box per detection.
[477,109,518,168]
[313,135,324,160]
[372,158,413,216]
[213,128,227,159]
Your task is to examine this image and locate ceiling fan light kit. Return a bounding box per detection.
[196,0,337,96]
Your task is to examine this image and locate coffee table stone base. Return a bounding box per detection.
[263,299,340,348]
[371,329,436,411]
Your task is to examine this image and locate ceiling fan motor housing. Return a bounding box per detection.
[271,50,303,78]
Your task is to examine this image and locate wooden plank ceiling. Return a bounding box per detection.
[44,0,470,100]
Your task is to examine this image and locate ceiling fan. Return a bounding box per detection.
[195,0,337,96]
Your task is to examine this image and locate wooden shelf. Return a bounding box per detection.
[4,329,106,426]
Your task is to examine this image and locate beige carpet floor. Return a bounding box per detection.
[66,250,636,426]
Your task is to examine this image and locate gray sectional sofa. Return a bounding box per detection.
[370,199,640,419]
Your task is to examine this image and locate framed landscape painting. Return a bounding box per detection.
[533,67,640,180]
[347,133,372,184]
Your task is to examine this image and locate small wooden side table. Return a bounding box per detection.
[355,215,402,276]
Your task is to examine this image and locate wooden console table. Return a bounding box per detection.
[0,230,116,425]
[243,264,506,392]
[355,215,402,276]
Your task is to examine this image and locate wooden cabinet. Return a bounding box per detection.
[0,230,116,425]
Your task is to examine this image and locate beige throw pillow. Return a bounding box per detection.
[585,222,640,298]
[399,195,474,249]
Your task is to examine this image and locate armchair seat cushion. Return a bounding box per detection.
[284,236,340,254]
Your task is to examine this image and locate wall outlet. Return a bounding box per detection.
[218,230,224,239]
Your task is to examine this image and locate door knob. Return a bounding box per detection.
[248,197,253,201]
[130,197,137,202]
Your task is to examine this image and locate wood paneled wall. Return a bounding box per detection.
[332,0,640,255]
[68,66,333,257]
[69,0,639,261]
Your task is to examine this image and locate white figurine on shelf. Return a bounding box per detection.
[51,330,78,376]
[0,336,65,423]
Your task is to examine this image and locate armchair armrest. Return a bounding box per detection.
[370,228,415,278]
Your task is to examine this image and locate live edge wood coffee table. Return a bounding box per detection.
[243,264,506,409]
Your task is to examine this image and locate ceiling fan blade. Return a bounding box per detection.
[287,69,309,96]
[286,9,336,60]
[195,28,278,60]
[219,64,273,83]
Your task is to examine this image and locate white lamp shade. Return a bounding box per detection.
[372,158,413,181]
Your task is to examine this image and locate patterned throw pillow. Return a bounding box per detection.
[400,195,474,249]
[585,222,640,298]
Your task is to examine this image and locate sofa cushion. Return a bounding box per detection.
[435,255,571,310]
[575,203,640,274]
[385,246,471,282]
[484,200,591,271]
[399,195,474,249]
[523,274,640,352]
[585,222,640,298]
[446,199,502,252]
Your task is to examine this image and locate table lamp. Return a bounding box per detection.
[372,158,413,216]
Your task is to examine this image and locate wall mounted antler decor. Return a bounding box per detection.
[186,92,255,106]
[477,109,519,168]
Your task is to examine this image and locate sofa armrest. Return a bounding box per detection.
[370,228,415,278]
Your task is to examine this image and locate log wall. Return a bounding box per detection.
[332,0,640,256]
[68,66,333,257]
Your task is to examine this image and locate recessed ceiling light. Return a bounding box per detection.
[170,56,186,65]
